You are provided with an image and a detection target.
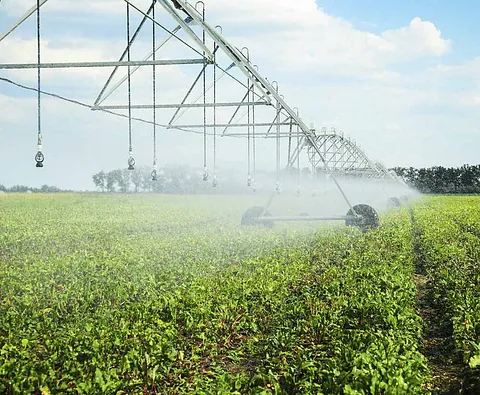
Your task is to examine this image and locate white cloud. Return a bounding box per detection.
[431,56,480,77]
[207,1,450,79]
[2,0,125,16]
[381,17,451,59]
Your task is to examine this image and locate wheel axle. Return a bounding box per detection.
[241,204,379,232]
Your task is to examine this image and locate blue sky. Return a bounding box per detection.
[319,0,480,61]
[0,0,479,190]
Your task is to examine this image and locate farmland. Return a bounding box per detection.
[0,193,479,393]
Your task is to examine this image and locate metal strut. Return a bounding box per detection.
[243,47,252,187]
[220,83,256,137]
[0,0,49,43]
[93,1,156,108]
[0,59,206,69]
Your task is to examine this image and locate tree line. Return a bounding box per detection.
[91,166,241,194]
[2,164,479,194]
[0,184,69,193]
[391,164,480,194]
[93,164,480,195]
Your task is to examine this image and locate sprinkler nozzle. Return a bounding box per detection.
[128,153,135,171]
[35,150,44,168]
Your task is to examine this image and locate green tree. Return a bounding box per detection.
[92,171,107,192]
[119,169,131,193]
[131,169,143,193]
[106,170,119,193]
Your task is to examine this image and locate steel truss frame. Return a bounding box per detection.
[0,0,401,225]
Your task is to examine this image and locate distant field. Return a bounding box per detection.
[0,194,479,393]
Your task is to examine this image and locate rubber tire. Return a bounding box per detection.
[345,204,379,232]
[241,206,273,228]
[387,197,401,209]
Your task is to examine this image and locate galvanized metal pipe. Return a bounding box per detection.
[171,122,293,128]
[258,216,354,222]
[96,102,268,110]
[0,59,206,69]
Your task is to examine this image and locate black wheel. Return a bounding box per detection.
[241,206,273,228]
[345,204,379,232]
[387,197,401,209]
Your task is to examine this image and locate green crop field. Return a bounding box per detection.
[1,194,479,394]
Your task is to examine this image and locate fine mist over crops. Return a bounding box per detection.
[208,166,419,226]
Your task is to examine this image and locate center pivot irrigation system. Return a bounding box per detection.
[0,0,406,231]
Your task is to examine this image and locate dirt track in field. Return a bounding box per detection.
[410,208,464,394]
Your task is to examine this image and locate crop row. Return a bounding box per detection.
[413,196,480,387]
[218,210,428,394]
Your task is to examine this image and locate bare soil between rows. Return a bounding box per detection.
[410,207,464,393]
[414,274,464,394]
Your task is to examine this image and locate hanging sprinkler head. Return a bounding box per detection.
[203,167,208,181]
[247,174,252,187]
[35,138,44,168]
[151,161,157,181]
[212,175,218,188]
[296,186,300,197]
[312,188,316,198]
[252,180,256,193]
[128,151,135,171]
[35,151,44,168]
